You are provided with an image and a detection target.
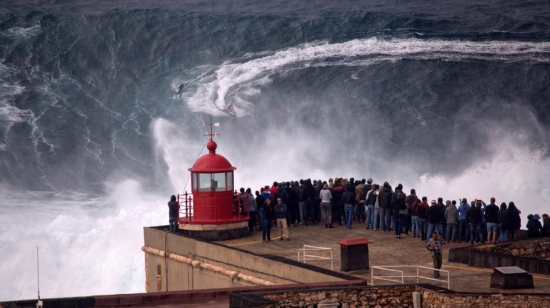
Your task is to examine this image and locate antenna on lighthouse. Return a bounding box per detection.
[37,246,43,308]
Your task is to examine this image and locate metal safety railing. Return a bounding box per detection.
[177,191,250,223]
[297,245,334,270]
[371,265,450,289]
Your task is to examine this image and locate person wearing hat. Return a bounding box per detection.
[526,214,543,238]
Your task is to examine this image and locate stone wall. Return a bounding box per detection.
[258,285,416,308]
[232,285,550,308]
[420,289,550,308]
[476,239,550,260]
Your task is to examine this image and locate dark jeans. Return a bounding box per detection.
[381,208,392,231]
[344,204,353,228]
[458,219,470,242]
[169,218,178,232]
[262,219,272,240]
[394,215,404,236]
[470,223,484,244]
[419,218,428,240]
[404,212,412,234]
[249,211,257,232]
[356,201,365,220]
[446,223,457,242]
[287,204,297,225]
[257,208,264,230]
[427,223,440,239]
[314,199,321,223]
[440,222,447,241]
[332,203,342,224]
[305,200,315,223]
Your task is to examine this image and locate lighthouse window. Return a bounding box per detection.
[192,173,197,191]
[226,172,233,191]
[198,173,211,191]
[212,173,226,191]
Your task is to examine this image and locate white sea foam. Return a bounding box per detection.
[183,38,550,115]
[3,24,41,39]
[0,181,166,301]
[0,103,33,124]
[414,143,550,219]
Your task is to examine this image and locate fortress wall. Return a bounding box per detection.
[143,227,358,292]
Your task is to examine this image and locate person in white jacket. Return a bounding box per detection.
[319,184,333,228]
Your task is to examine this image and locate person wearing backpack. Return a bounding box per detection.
[365,184,379,230]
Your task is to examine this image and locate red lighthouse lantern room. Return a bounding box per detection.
[177,119,250,240]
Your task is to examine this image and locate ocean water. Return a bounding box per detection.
[1,0,550,300]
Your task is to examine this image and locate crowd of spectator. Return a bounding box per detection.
[236,177,550,245]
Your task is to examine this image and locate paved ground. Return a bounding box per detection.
[218,222,550,294]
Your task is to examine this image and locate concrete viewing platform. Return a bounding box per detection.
[216,223,550,294]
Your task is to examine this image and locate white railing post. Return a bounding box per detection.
[370,265,451,290]
[297,245,333,270]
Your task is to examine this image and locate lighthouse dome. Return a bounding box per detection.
[188,140,236,172]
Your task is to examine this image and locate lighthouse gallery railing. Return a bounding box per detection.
[177,191,250,224]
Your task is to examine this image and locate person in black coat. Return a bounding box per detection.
[497,203,510,242]
[378,182,393,232]
[168,195,179,232]
[342,185,356,229]
[303,179,318,225]
[262,198,275,242]
[542,214,550,236]
[285,182,299,227]
[255,191,264,231]
[507,202,521,240]
[393,192,407,239]
[526,214,542,238]
[331,180,345,226]
[467,202,484,245]
[426,200,440,238]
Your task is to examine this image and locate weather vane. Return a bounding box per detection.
[204,115,220,141]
